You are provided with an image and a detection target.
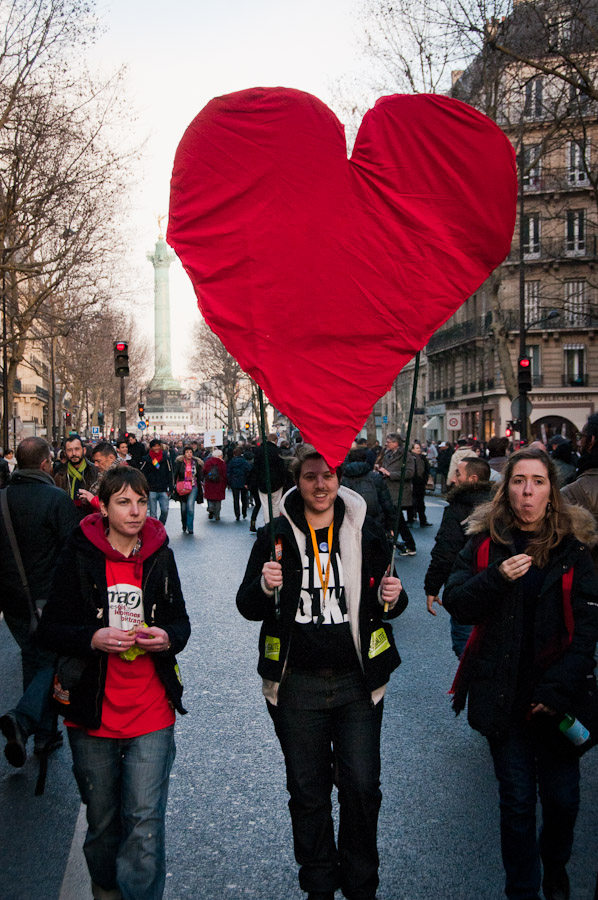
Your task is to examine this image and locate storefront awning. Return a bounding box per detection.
[423,415,441,430]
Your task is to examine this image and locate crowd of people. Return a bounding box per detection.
[0,421,597,900]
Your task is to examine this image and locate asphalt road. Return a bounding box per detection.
[0,492,596,900]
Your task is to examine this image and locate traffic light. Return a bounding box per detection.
[505,420,513,438]
[65,411,72,427]
[517,356,532,393]
[245,422,250,431]
[97,411,104,427]
[138,402,145,418]
[114,341,129,377]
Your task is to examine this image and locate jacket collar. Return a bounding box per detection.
[10,468,56,487]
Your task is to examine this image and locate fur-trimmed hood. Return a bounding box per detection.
[446,480,494,506]
[465,499,598,547]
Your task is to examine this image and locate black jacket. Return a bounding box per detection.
[140,451,174,493]
[38,517,190,730]
[341,461,394,531]
[236,487,407,699]
[253,441,287,493]
[443,504,598,740]
[424,481,493,597]
[0,470,78,618]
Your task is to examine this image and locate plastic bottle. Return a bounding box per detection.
[558,713,590,747]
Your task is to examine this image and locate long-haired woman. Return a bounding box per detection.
[444,447,598,900]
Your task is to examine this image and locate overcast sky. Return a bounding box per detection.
[89,0,363,376]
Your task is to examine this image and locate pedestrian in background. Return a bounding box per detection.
[424,456,492,657]
[444,448,598,900]
[446,436,477,486]
[203,447,227,521]
[341,448,394,534]
[3,447,16,474]
[377,432,416,556]
[38,466,190,900]
[54,434,98,521]
[409,442,431,526]
[173,444,204,534]
[253,433,287,523]
[140,438,173,524]
[0,437,77,765]
[436,441,453,493]
[237,444,407,900]
[227,446,251,521]
[548,435,577,488]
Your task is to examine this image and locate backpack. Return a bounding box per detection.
[206,465,221,483]
[342,474,380,519]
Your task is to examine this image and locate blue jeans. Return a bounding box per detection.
[488,722,580,900]
[267,669,383,900]
[68,725,176,900]
[450,617,473,658]
[3,611,57,740]
[148,492,169,524]
[179,486,197,532]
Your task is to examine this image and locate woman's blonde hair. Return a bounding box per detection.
[487,448,572,567]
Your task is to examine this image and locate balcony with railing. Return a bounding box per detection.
[20,383,49,400]
[426,311,493,354]
[523,166,594,194]
[562,373,589,387]
[502,308,598,331]
[506,232,598,264]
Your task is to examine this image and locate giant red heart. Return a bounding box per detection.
[168,88,516,467]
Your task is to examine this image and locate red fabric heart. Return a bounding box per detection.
[168,88,516,467]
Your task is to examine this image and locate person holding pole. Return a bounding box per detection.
[237,443,407,900]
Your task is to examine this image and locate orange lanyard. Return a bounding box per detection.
[308,521,334,600]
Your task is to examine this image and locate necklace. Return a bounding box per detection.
[105,529,142,557]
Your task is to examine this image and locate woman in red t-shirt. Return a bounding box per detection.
[39,466,190,900]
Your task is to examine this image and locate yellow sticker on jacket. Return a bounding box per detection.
[264,636,281,661]
[368,628,390,659]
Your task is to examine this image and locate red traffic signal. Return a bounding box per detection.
[517,356,532,392]
[114,340,129,377]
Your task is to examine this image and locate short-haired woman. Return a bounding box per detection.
[38,466,190,900]
[237,445,407,900]
[444,448,598,900]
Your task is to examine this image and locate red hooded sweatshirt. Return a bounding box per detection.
[67,514,175,738]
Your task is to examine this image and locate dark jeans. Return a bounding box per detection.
[267,669,383,900]
[395,507,416,551]
[488,722,580,900]
[231,486,248,519]
[3,611,57,740]
[411,485,428,524]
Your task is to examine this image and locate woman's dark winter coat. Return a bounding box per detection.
[38,515,191,730]
[443,503,598,741]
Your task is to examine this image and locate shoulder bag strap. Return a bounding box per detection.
[0,488,40,633]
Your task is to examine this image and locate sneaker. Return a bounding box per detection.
[0,713,27,768]
[399,547,417,556]
[249,521,257,533]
